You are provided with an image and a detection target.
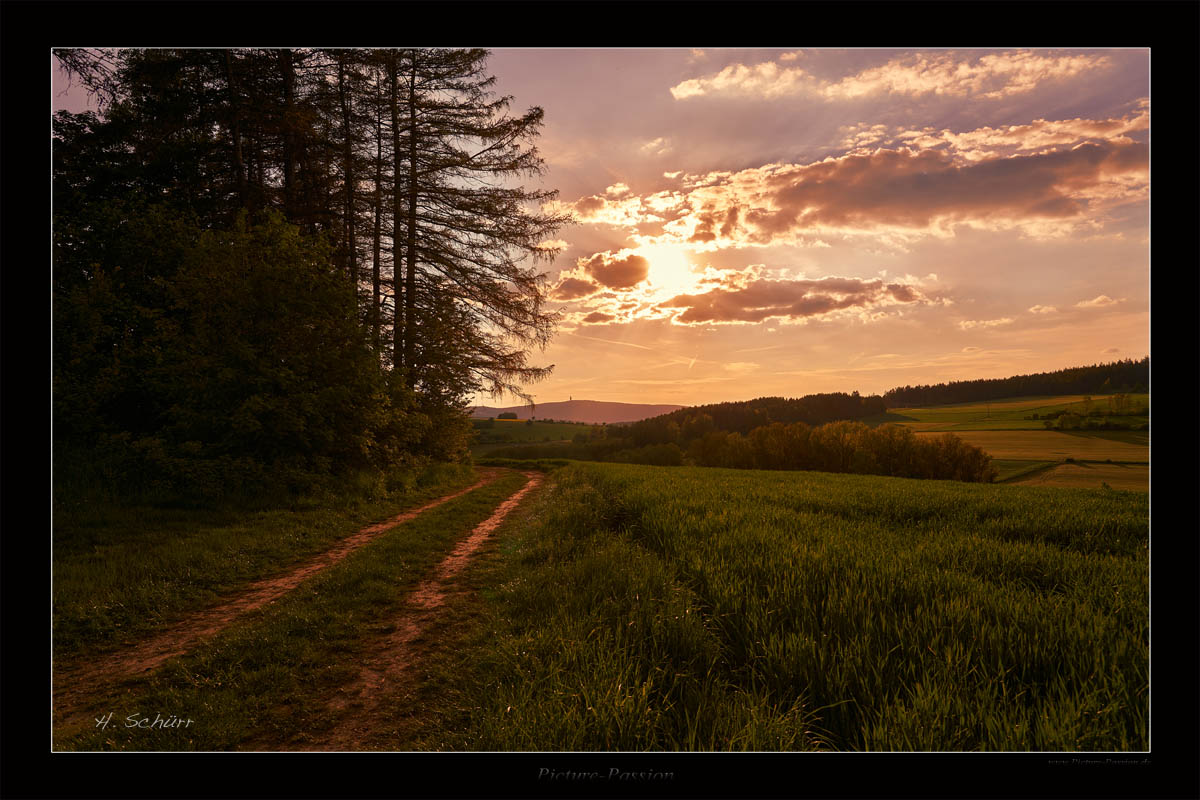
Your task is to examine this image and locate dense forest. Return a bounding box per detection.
[883,358,1148,407]
[53,48,567,500]
[489,393,996,482]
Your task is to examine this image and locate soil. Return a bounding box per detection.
[271,471,543,751]
[52,468,504,735]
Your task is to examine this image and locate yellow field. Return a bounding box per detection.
[913,430,1149,462]
[1010,462,1149,492]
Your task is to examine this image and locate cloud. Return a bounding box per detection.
[840,103,1149,161]
[553,276,602,301]
[580,311,616,325]
[586,138,1147,250]
[546,193,657,227]
[1028,304,1058,314]
[1102,347,1120,354]
[605,183,631,197]
[671,50,1113,101]
[578,250,651,290]
[656,275,926,325]
[1075,294,1122,308]
[958,318,1014,330]
[640,137,672,156]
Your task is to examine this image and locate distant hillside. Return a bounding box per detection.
[883,357,1149,407]
[470,399,685,425]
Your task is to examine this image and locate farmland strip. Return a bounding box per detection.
[53,468,504,726]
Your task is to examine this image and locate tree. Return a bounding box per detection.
[386,48,570,401]
[54,48,571,497]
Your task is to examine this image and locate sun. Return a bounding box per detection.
[636,243,698,298]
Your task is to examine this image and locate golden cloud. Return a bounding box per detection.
[656,275,927,325]
[563,135,1147,250]
[671,50,1113,102]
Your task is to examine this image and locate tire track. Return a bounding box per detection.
[53,469,504,732]
[285,471,543,751]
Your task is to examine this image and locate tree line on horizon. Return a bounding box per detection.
[881,358,1148,408]
[53,48,566,501]
[489,392,996,482]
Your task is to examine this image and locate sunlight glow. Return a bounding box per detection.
[636,243,699,298]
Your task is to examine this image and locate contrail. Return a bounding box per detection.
[563,331,715,373]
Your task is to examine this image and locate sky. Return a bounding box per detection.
[483,48,1149,407]
[54,49,1151,407]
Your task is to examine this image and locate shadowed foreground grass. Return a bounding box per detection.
[423,462,1147,751]
[54,470,531,750]
[53,464,478,662]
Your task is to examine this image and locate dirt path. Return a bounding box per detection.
[53,469,503,732]
[277,470,543,751]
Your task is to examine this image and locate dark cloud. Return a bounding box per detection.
[758,140,1146,232]
[581,311,616,324]
[886,283,919,302]
[574,195,606,215]
[659,275,923,325]
[553,276,601,300]
[579,251,651,289]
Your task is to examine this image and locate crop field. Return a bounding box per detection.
[1010,462,1149,492]
[989,459,1058,483]
[913,430,1148,463]
[470,419,597,455]
[430,462,1148,751]
[874,394,1149,431]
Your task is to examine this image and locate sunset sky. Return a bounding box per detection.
[54,48,1151,407]
[484,48,1150,407]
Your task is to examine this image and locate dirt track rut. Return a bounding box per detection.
[279,470,543,751]
[53,469,504,732]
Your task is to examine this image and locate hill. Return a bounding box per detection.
[883,357,1148,407]
[469,399,685,425]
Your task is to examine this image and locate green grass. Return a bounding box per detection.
[53,463,477,662]
[913,430,1148,464]
[55,470,533,751]
[426,463,1148,751]
[470,419,598,455]
[870,394,1149,431]
[1010,462,1149,493]
[990,460,1058,483]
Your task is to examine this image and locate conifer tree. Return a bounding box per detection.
[387,47,570,402]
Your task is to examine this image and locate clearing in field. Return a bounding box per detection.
[914,429,1149,463]
[1010,461,1149,492]
[877,394,1149,431]
[470,419,597,456]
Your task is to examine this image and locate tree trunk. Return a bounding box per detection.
[371,87,384,354]
[403,50,419,386]
[280,49,297,219]
[223,51,249,210]
[338,55,357,287]
[387,54,405,379]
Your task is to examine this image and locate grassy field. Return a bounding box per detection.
[913,430,1148,463]
[990,459,1058,483]
[1010,462,1150,492]
[470,418,598,455]
[54,469,532,750]
[420,462,1148,751]
[871,394,1149,431]
[52,464,478,662]
[54,459,1149,751]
